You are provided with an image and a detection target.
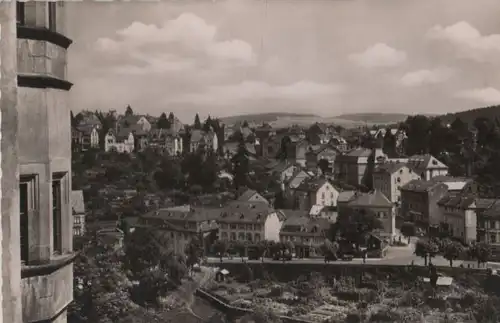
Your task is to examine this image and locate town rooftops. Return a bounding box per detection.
[71,190,85,214]
[345,148,372,158]
[374,162,409,175]
[219,201,277,223]
[482,200,500,219]
[280,213,330,236]
[295,178,332,192]
[237,189,260,202]
[430,176,473,191]
[437,194,476,209]
[141,206,221,223]
[401,179,447,192]
[347,190,392,208]
[337,190,357,203]
[407,154,448,170]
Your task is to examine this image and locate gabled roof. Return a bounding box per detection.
[71,190,85,214]
[280,213,331,236]
[401,179,447,192]
[407,154,448,170]
[374,162,409,175]
[219,201,276,223]
[75,124,97,135]
[345,148,372,158]
[237,189,266,203]
[482,200,500,219]
[295,178,334,193]
[437,194,476,209]
[337,190,357,203]
[286,170,311,189]
[347,190,392,208]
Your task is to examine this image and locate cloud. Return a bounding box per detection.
[348,43,407,68]
[171,80,342,105]
[455,87,500,104]
[427,21,500,62]
[93,13,256,75]
[400,68,455,87]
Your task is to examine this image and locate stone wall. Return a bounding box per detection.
[17,39,67,80]
[196,288,315,323]
[210,262,488,283]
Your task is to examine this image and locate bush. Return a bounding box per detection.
[345,312,365,323]
[369,309,402,322]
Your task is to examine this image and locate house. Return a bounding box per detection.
[329,136,349,152]
[8,2,75,322]
[477,199,500,258]
[72,190,86,236]
[400,180,449,226]
[431,176,478,195]
[97,227,125,250]
[165,133,184,156]
[373,162,421,205]
[218,201,284,242]
[224,142,256,159]
[305,145,340,174]
[72,124,100,151]
[104,130,135,153]
[237,189,269,204]
[139,206,220,254]
[279,210,331,256]
[283,138,309,166]
[293,178,340,211]
[258,135,281,159]
[345,190,396,239]
[407,154,449,181]
[334,148,380,187]
[266,161,300,183]
[190,129,219,153]
[117,114,152,133]
[437,195,482,244]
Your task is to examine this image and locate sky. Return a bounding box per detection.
[67,0,500,122]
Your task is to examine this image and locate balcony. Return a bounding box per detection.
[21,254,75,322]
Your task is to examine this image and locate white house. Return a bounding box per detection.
[373,162,421,204]
[218,201,284,242]
[437,195,478,244]
[293,178,340,211]
[407,154,448,181]
[105,130,135,153]
[165,134,183,156]
[190,129,218,153]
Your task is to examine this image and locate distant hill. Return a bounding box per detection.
[441,105,500,124]
[332,113,410,124]
[219,113,319,126]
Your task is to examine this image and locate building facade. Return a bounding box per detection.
[293,179,340,211]
[400,180,449,226]
[71,190,86,236]
[104,130,135,153]
[373,163,421,205]
[1,2,74,322]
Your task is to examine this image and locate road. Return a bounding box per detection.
[206,238,500,270]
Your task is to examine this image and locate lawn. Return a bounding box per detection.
[205,269,499,323]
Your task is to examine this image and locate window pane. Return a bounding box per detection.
[52,180,62,254]
[20,183,29,262]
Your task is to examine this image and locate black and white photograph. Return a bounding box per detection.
[2,0,500,322]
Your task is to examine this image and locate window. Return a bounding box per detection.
[48,2,57,31]
[16,1,25,25]
[491,234,497,244]
[20,183,29,263]
[52,179,63,255]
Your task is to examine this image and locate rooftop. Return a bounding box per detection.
[401,179,446,192]
[347,190,392,208]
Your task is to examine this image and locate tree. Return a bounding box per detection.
[154,157,184,190]
[194,113,202,130]
[242,120,249,128]
[404,115,432,155]
[318,159,330,175]
[400,222,417,244]
[240,306,280,323]
[442,240,464,267]
[470,242,492,267]
[213,240,230,262]
[414,239,439,266]
[335,211,383,249]
[157,113,171,129]
[231,139,250,189]
[203,116,213,132]
[71,110,77,127]
[125,105,134,116]
[200,152,219,190]
[383,128,397,157]
[320,239,338,260]
[185,236,204,272]
[70,234,135,323]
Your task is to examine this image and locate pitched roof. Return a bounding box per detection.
[71,190,85,214]
[347,190,392,208]
[437,194,476,209]
[337,190,357,203]
[401,179,446,192]
[346,148,372,158]
[237,189,259,202]
[219,201,276,223]
[374,162,408,175]
[76,124,97,135]
[407,154,448,171]
[482,200,500,219]
[295,178,333,192]
[286,170,311,189]
[280,213,331,236]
